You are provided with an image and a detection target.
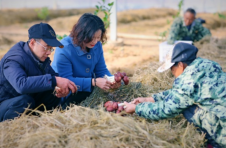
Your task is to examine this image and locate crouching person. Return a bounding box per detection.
[0,23,77,122]
[124,43,226,148]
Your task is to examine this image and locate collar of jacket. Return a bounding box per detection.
[23,41,51,69]
[67,36,94,56]
[73,44,89,56]
[183,19,196,29]
[183,20,196,28]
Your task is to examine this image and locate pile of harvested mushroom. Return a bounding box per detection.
[114,72,129,85]
[104,71,129,85]
[104,101,125,114]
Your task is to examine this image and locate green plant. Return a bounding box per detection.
[214,12,226,28]
[159,30,168,41]
[56,34,67,41]
[173,0,183,18]
[215,12,226,19]
[158,0,184,41]
[94,0,114,29]
[57,1,114,41]
[35,7,49,21]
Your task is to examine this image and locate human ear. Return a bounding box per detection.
[178,62,187,71]
[178,62,184,67]
[29,39,35,45]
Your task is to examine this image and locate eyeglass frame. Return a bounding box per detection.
[35,40,54,52]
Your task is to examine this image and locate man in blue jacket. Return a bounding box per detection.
[0,23,77,122]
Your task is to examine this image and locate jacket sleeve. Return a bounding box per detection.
[3,57,54,94]
[94,43,112,78]
[152,89,171,102]
[135,87,195,120]
[167,18,181,44]
[54,53,92,92]
[48,64,59,77]
[199,25,211,37]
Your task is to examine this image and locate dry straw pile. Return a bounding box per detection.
[1,37,226,148]
[0,106,205,148]
[0,64,206,148]
[195,37,226,71]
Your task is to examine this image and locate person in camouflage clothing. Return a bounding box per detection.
[167,8,211,44]
[124,43,226,148]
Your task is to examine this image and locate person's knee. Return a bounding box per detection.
[0,95,35,122]
[20,95,35,109]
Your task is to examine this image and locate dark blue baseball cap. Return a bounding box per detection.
[158,42,198,72]
[28,22,64,48]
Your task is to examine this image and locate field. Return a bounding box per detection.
[0,7,226,148]
[0,8,225,75]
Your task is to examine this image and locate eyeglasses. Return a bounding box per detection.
[36,40,54,52]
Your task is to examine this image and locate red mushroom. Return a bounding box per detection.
[114,75,121,83]
[104,101,119,112]
[123,76,129,85]
[116,105,124,114]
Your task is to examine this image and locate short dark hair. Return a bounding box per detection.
[173,61,191,67]
[28,38,41,43]
[185,8,196,16]
[70,13,107,49]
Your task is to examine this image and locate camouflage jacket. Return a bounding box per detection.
[136,58,226,147]
[167,17,211,44]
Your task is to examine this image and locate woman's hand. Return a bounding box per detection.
[110,81,121,89]
[131,97,155,105]
[123,102,136,114]
[94,78,112,90]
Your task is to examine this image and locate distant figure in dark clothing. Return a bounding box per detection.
[167,8,211,44]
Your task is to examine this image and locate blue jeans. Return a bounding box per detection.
[0,90,61,122]
[61,91,93,109]
[0,95,35,122]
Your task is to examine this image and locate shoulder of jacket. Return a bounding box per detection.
[174,17,183,23]
[194,20,202,27]
[94,41,103,51]
[3,42,26,59]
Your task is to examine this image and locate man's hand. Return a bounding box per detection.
[131,97,155,105]
[123,101,136,114]
[54,87,67,98]
[55,77,77,96]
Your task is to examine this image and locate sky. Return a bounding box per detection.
[0,0,225,13]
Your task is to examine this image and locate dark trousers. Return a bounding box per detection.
[0,90,61,122]
[61,91,93,109]
[182,105,222,148]
[32,90,61,111]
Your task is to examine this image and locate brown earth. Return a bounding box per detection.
[0,8,225,75]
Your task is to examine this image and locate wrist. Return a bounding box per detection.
[52,76,57,89]
[134,105,137,113]
[148,97,155,103]
[92,78,97,87]
[92,78,94,86]
[55,76,59,86]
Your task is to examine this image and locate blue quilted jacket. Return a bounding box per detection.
[0,41,58,103]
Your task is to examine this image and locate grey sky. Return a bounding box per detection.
[0,0,225,13]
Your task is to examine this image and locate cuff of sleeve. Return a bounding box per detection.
[152,96,158,102]
[52,76,57,89]
[135,103,142,115]
[82,78,92,92]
